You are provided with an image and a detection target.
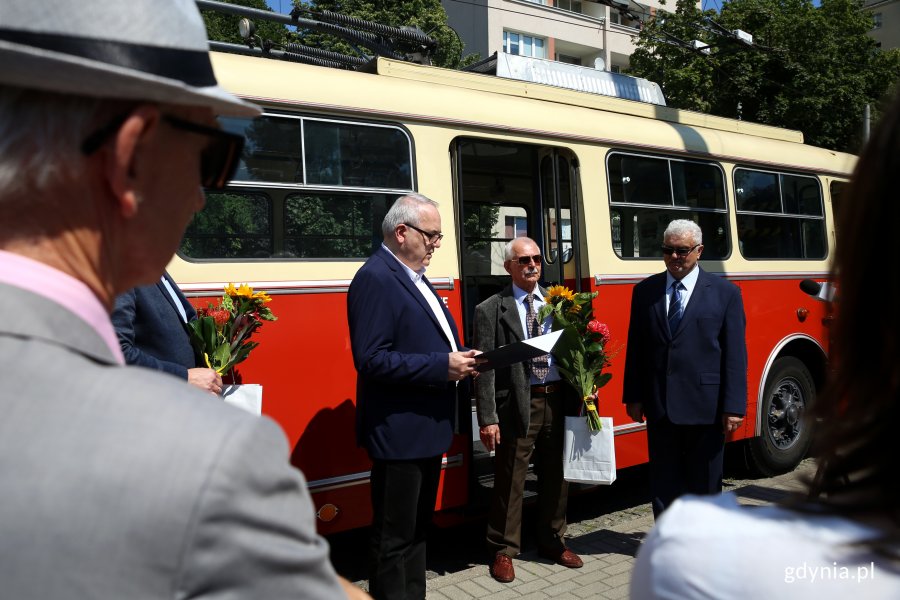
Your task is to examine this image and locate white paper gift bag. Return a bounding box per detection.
[222,384,262,416]
[562,416,616,485]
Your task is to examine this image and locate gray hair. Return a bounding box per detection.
[381,193,439,238]
[663,219,703,245]
[503,236,538,261]
[0,88,121,197]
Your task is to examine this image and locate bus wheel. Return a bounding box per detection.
[747,357,815,476]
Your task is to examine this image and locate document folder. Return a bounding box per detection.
[475,330,563,372]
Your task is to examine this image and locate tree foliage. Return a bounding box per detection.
[292,0,478,68]
[201,0,289,45]
[628,0,900,152]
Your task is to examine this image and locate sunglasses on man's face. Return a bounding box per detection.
[661,244,700,257]
[81,114,245,191]
[514,254,542,266]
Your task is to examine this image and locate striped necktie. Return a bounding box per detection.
[668,281,684,333]
[525,293,550,381]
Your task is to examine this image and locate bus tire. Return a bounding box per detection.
[747,357,815,477]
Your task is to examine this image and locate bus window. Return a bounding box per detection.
[608,152,729,259]
[735,168,825,259]
[180,113,414,260]
[284,192,394,258]
[829,180,848,226]
[181,191,273,259]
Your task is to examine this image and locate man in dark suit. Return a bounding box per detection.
[474,236,583,584]
[348,193,479,600]
[623,219,747,517]
[112,271,223,394]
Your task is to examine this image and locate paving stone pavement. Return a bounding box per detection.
[334,459,815,599]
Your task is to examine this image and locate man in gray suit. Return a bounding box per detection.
[474,237,583,584]
[0,1,365,598]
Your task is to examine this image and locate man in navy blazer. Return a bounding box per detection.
[112,271,223,394]
[623,219,747,517]
[348,194,479,600]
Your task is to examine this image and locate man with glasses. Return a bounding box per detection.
[473,236,583,584]
[348,194,479,600]
[623,219,747,518]
[0,1,365,598]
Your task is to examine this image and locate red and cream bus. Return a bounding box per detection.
[169,47,853,535]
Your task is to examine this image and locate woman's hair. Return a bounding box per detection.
[802,91,900,552]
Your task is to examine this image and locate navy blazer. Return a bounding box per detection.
[348,247,467,460]
[111,272,199,379]
[623,267,747,425]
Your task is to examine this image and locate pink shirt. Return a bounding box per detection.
[0,250,125,364]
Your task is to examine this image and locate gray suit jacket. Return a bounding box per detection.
[0,283,343,599]
[473,284,545,439]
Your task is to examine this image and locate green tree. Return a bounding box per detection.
[292,0,478,68]
[629,0,900,151]
[201,0,289,45]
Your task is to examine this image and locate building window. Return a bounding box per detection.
[610,65,621,73]
[503,30,547,59]
[557,54,581,65]
[873,12,883,29]
[556,0,583,13]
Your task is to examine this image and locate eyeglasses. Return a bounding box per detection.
[661,244,700,257]
[403,222,444,244]
[514,254,542,266]
[81,114,245,191]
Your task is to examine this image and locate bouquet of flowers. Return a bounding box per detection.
[188,283,277,376]
[538,285,613,431]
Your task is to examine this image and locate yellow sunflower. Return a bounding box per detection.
[252,290,272,304]
[225,283,255,298]
[545,285,576,304]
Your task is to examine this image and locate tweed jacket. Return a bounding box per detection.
[0,282,343,599]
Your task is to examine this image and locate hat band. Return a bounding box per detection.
[0,28,217,88]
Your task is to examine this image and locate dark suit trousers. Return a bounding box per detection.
[368,455,442,600]
[647,417,725,518]
[487,390,568,557]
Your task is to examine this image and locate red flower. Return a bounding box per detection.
[586,320,611,344]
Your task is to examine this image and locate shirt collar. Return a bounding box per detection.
[667,265,700,292]
[512,283,543,304]
[382,242,425,283]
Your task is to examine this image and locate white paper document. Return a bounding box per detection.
[475,330,563,372]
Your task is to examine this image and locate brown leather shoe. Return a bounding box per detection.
[490,553,515,583]
[539,547,584,569]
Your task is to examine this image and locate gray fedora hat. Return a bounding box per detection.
[0,0,260,117]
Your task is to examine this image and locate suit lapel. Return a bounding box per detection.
[499,287,525,342]
[652,274,671,339]
[377,248,451,347]
[678,268,708,330]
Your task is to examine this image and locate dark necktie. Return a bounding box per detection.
[668,281,684,333]
[525,293,550,381]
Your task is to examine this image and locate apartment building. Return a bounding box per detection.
[865,0,900,49]
[441,0,685,72]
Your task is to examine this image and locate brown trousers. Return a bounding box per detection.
[486,390,568,557]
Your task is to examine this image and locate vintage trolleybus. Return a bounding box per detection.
[169,44,854,535]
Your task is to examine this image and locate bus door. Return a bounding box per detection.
[452,137,584,503]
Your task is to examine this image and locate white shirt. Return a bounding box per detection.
[666,264,700,311]
[381,243,458,352]
[160,275,188,324]
[631,493,900,600]
[511,283,560,385]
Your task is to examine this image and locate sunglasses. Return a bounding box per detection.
[661,244,700,257]
[514,254,542,266]
[81,114,245,191]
